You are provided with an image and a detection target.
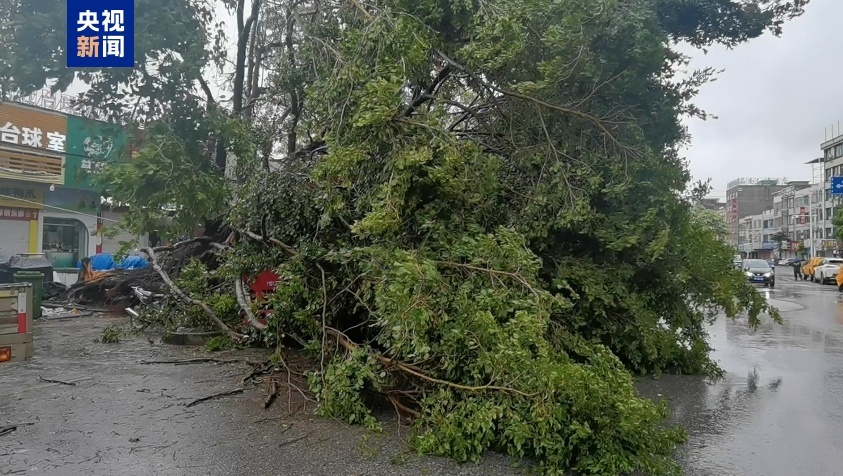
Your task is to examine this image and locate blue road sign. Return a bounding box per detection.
[67,0,135,68]
[833,176,843,195]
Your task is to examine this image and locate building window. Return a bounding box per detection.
[827,228,833,238]
[836,144,843,158]
[42,218,89,268]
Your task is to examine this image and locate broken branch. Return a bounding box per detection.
[326,328,534,398]
[38,376,76,386]
[185,388,245,407]
[0,422,34,437]
[138,358,243,365]
[141,246,247,342]
[236,277,267,330]
[241,229,300,256]
[263,379,278,409]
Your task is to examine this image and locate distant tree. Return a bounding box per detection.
[770,230,790,257]
[797,243,808,258]
[834,205,843,242]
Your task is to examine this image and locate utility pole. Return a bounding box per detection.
[809,188,815,257]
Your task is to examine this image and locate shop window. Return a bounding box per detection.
[42,218,89,268]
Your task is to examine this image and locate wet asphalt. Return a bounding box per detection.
[2,273,843,475]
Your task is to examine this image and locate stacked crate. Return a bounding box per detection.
[0,283,33,363]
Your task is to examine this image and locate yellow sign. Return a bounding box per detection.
[0,180,45,208]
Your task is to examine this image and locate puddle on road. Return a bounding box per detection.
[638,300,843,476]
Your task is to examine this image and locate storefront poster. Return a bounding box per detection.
[64,116,128,190]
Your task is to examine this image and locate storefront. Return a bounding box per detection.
[42,187,100,267]
[0,180,45,262]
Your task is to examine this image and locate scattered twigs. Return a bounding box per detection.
[38,376,76,386]
[236,277,267,330]
[138,358,243,365]
[387,393,421,419]
[0,422,34,437]
[325,328,535,398]
[263,380,278,409]
[141,246,247,342]
[185,388,245,407]
[242,360,274,383]
[278,434,310,447]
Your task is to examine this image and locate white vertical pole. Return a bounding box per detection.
[809,188,815,257]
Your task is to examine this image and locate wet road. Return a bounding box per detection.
[640,274,843,476]
[2,274,843,475]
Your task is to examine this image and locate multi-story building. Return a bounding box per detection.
[0,100,146,267]
[725,178,794,249]
[818,134,843,250]
[769,182,833,258]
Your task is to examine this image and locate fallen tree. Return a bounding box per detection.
[26,0,807,473]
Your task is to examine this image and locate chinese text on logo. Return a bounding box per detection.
[67,0,134,68]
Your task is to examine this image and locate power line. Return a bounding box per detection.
[0,193,121,223]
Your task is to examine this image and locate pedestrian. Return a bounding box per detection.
[792,257,803,281]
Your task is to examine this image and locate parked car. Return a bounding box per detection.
[777,258,795,266]
[733,254,743,269]
[742,259,775,287]
[814,258,843,284]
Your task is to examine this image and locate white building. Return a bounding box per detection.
[769,180,836,258]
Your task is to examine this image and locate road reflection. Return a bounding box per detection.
[638,306,843,476]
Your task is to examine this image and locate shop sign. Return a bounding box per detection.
[0,183,45,208]
[0,207,38,221]
[0,103,68,153]
[64,116,128,190]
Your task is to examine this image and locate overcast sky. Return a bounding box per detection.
[680,0,841,199]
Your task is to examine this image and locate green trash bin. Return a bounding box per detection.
[14,271,44,319]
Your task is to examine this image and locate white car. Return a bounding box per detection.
[815,258,843,284]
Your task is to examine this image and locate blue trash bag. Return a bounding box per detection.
[120,255,149,270]
[90,253,116,271]
[76,253,117,271]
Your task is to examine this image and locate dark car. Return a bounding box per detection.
[743,259,775,287]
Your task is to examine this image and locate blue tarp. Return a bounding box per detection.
[121,255,148,269]
[76,253,149,270]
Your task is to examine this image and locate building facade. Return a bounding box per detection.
[0,102,145,267]
[767,182,837,258]
[725,178,793,249]
[819,133,843,253]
